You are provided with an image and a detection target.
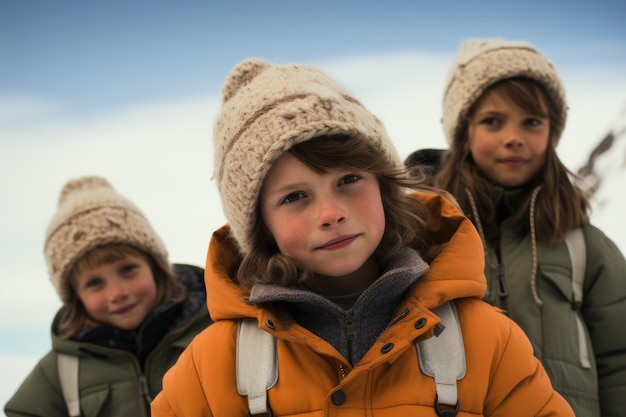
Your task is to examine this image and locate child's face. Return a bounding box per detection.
[74,254,158,330]
[260,152,385,283]
[468,89,550,188]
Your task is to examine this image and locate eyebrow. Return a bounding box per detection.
[264,181,309,197]
[473,109,503,117]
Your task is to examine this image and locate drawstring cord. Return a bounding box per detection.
[529,186,543,305]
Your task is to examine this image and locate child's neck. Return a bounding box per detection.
[304,255,380,297]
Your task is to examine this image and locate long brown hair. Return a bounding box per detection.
[236,135,441,288]
[58,244,185,339]
[435,77,589,246]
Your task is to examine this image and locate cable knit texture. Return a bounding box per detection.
[442,38,567,146]
[213,58,401,254]
[44,176,171,304]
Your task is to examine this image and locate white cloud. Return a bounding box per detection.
[0,95,226,328]
[318,52,452,157]
[0,96,62,126]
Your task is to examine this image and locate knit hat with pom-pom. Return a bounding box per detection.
[44,176,171,304]
[442,38,567,147]
[213,58,400,254]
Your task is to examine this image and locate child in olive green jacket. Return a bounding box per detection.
[410,38,626,417]
[5,176,212,417]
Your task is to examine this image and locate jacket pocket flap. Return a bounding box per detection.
[538,265,572,302]
[81,384,110,417]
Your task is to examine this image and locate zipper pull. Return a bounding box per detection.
[497,264,508,298]
[139,375,152,403]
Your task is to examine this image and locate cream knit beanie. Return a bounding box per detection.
[442,38,567,146]
[213,58,400,254]
[44,176,171,304]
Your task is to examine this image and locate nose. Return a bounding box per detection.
[503,124,524,148]
[109,281,128,303]
[317,198,347,228]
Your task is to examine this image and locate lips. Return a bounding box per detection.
[316,235,358,250]
[111,303,137,315]
[499,156,527,166]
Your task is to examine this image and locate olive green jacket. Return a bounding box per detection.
[480,192,626,417]
[4,264,212,417]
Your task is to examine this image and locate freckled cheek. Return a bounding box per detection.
[469,146,495,176]
[470,136,496,159]
[532,140,549,158]
[354,190,386,237]
[130,274,158,303]
[369,200,386,238]
[267,216,309,254]
[80,294,107,317]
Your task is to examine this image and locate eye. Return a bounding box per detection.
[338,174,362,186]
[119,262,140,277]
[479,116,500,127]
[524,117,543,127]
[83,276,104,290]
[280,191,306,205]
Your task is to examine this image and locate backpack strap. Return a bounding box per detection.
[417,301,466,417]
[57,353,81,417]
[236,318,278,415]
[565,228,585,309]
[564,228,591,369]
[236,304,466,417]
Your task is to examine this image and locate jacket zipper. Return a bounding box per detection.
[496,263,508,311]
[139,375,152,403]
[338,362,347,379]
[496,264,507,296]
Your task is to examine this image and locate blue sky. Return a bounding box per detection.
[1,0,626,407]
[3,1,625,117]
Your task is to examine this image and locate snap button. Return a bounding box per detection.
[266,319,275,329]
[415,318,427,329]
[331,389,346,405]
[381,343,394,354]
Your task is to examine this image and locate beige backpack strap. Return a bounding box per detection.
[236,318,278,415]
[57,353,80,417]
[417,301,466,417]
[565,228,591,368]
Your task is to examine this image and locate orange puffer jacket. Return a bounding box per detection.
[152,193,574,416]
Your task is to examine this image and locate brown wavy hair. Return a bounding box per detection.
[58,244,185,339]
[435,77,589,246]
[236,135,443,288]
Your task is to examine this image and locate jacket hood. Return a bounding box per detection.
[205,192,486,321]
[411,192,486,307]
